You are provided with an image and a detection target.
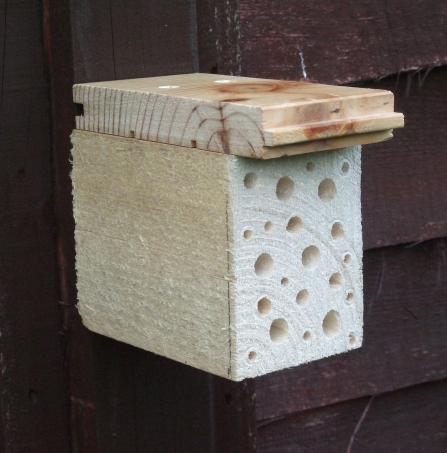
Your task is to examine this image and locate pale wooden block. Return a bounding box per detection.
[72,130,363,380]
[73,73,403,159]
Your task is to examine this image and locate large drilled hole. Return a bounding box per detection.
[255,253,274,278]
[286,216,303,233]
[244,172,258,189]
[331,222,344,240]
[302,246,321,270]
[318,178,336,202]
[270,319,289,343]
[276,176,294,201]
[296,289,309,307]
[257,297,272,316]
[322,310,341,338]
[329,273,342,290]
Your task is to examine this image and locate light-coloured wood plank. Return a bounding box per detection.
[72,130,363,380]
[73,73,403,159]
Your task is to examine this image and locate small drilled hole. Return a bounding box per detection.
[286,216,303,233]
[248,351,257,361]
[346,291,354,304]
[302,246,320,270]
[306,162,315,172]
[270,319,289,343]
[159,85,180,89]
[318,178,336,202]
[276,176,294,201]
[296,289,309,307]
[343,254,352,265]
[303,331,311,341]
[281,277,289,287]
[322,310,341,338]
[349,333,356,346]
[331,222,344,240]
[264,221,273,232]
[342,162,350,174]
[257,297,272,316]
[244,172,258,189]
[255,253,274,278]
[329,273,342,290]
[243,230,253,240]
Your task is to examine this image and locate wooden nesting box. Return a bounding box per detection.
[71,74,403,380]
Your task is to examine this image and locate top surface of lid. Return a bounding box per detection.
[73,73,404,159]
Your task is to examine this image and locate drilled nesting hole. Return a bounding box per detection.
[264,221,273,232]
[257,297,272,316]
[281,277,289,287]
[296,289,309,307]
[286,216,303,233]
[243,230,253,240]
[343,253,352,265]
[346,291,354,304]
[306,161,315,172]
[270,319,289,343]
[248,351,257,361]
[254,253,274,278]
[318,178,336,202]
[244,172,258,189]
[329,273,342,290]
[276,176,294,201]
[342,162,350,174]
[128,130,135,138]
[331,222,344,240]
[302,246,320,270]
[303,331,311,341]
[322,310,341,338]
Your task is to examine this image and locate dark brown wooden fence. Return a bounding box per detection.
[1,0,446,451]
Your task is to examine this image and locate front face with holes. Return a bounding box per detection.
[230,146,363,380]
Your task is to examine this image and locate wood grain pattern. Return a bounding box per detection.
[361,67,447,249]
[199,0,447,84]
[72,131,232,378]
[255,238,447,421]
[72,131,364,380]
[0,0,70,451]
[257,378,447,453]
[73,73,402,158]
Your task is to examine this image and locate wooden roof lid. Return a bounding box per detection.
[73,73,404,159]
